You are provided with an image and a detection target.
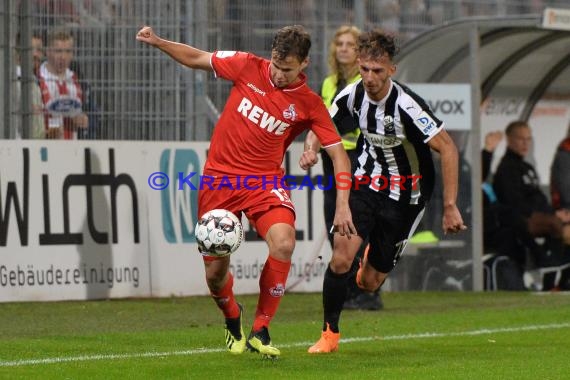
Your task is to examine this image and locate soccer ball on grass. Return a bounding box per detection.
[195,209,243,257]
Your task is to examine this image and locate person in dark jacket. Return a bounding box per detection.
[481,130,526,288]
[493,120,570,268]
[550,126,570,246]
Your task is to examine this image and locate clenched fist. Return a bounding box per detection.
[299,149,319,170]
[136,26,160,46]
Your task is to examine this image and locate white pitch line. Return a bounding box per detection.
[1,322,569,367]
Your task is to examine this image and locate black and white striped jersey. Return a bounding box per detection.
[330,79,444,205]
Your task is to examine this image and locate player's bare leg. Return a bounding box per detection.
[356,254,388,292]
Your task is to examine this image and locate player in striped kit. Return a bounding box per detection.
[301,29,467,353]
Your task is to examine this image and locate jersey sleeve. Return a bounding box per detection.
[329,85,357,136]
[399,91,444,143]
[210,51,250,81]
[310,101,342,148]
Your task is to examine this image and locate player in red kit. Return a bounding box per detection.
[137,25,355,357]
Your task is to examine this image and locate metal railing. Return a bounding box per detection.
[2,0,568,141]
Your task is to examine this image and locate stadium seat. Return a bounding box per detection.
[524,262,570,291]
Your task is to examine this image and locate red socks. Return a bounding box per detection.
[210,256,292,329]
[210,273,240,319]
[252,256,291,331]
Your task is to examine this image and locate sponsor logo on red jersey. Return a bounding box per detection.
[236,96,290,135]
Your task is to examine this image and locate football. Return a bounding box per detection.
[195,209,243,257]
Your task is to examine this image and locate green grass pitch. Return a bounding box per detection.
[1,292,569,379]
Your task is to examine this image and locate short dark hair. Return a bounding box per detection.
[357,29,398,60]
[15,30,43,46]
[271,25,311,62]
[505,120,529,136]
[47,28,73,47]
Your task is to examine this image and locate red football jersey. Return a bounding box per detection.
[205,51,341,176]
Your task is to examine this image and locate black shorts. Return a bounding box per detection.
[350,188,425,273]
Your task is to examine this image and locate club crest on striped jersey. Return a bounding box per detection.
[383,115,395,132]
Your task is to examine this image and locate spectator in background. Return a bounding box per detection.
[481,130,527,289]
[37,29,97,139]
[493,120,570,268]
[482,131,502,182]
[31,33,44,75]
[14,32,45,139]
[366,1,400,35]
[320,25,382,311]
[551,124,570,246]
[33,0,117,28]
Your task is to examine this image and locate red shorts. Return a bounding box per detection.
[198,175,296,239]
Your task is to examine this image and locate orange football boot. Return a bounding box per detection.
[308,323,340,354]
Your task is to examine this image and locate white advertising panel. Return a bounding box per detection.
[409,83,472,131]
[145,142,330,296]
[542,7,570,31]
[0,140,330,302]
[0,141,150,301]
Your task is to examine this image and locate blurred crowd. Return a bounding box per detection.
[10,0,568,140]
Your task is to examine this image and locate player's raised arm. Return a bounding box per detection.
[136,25,213,72]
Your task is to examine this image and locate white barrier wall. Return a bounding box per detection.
[0,140,330,302]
